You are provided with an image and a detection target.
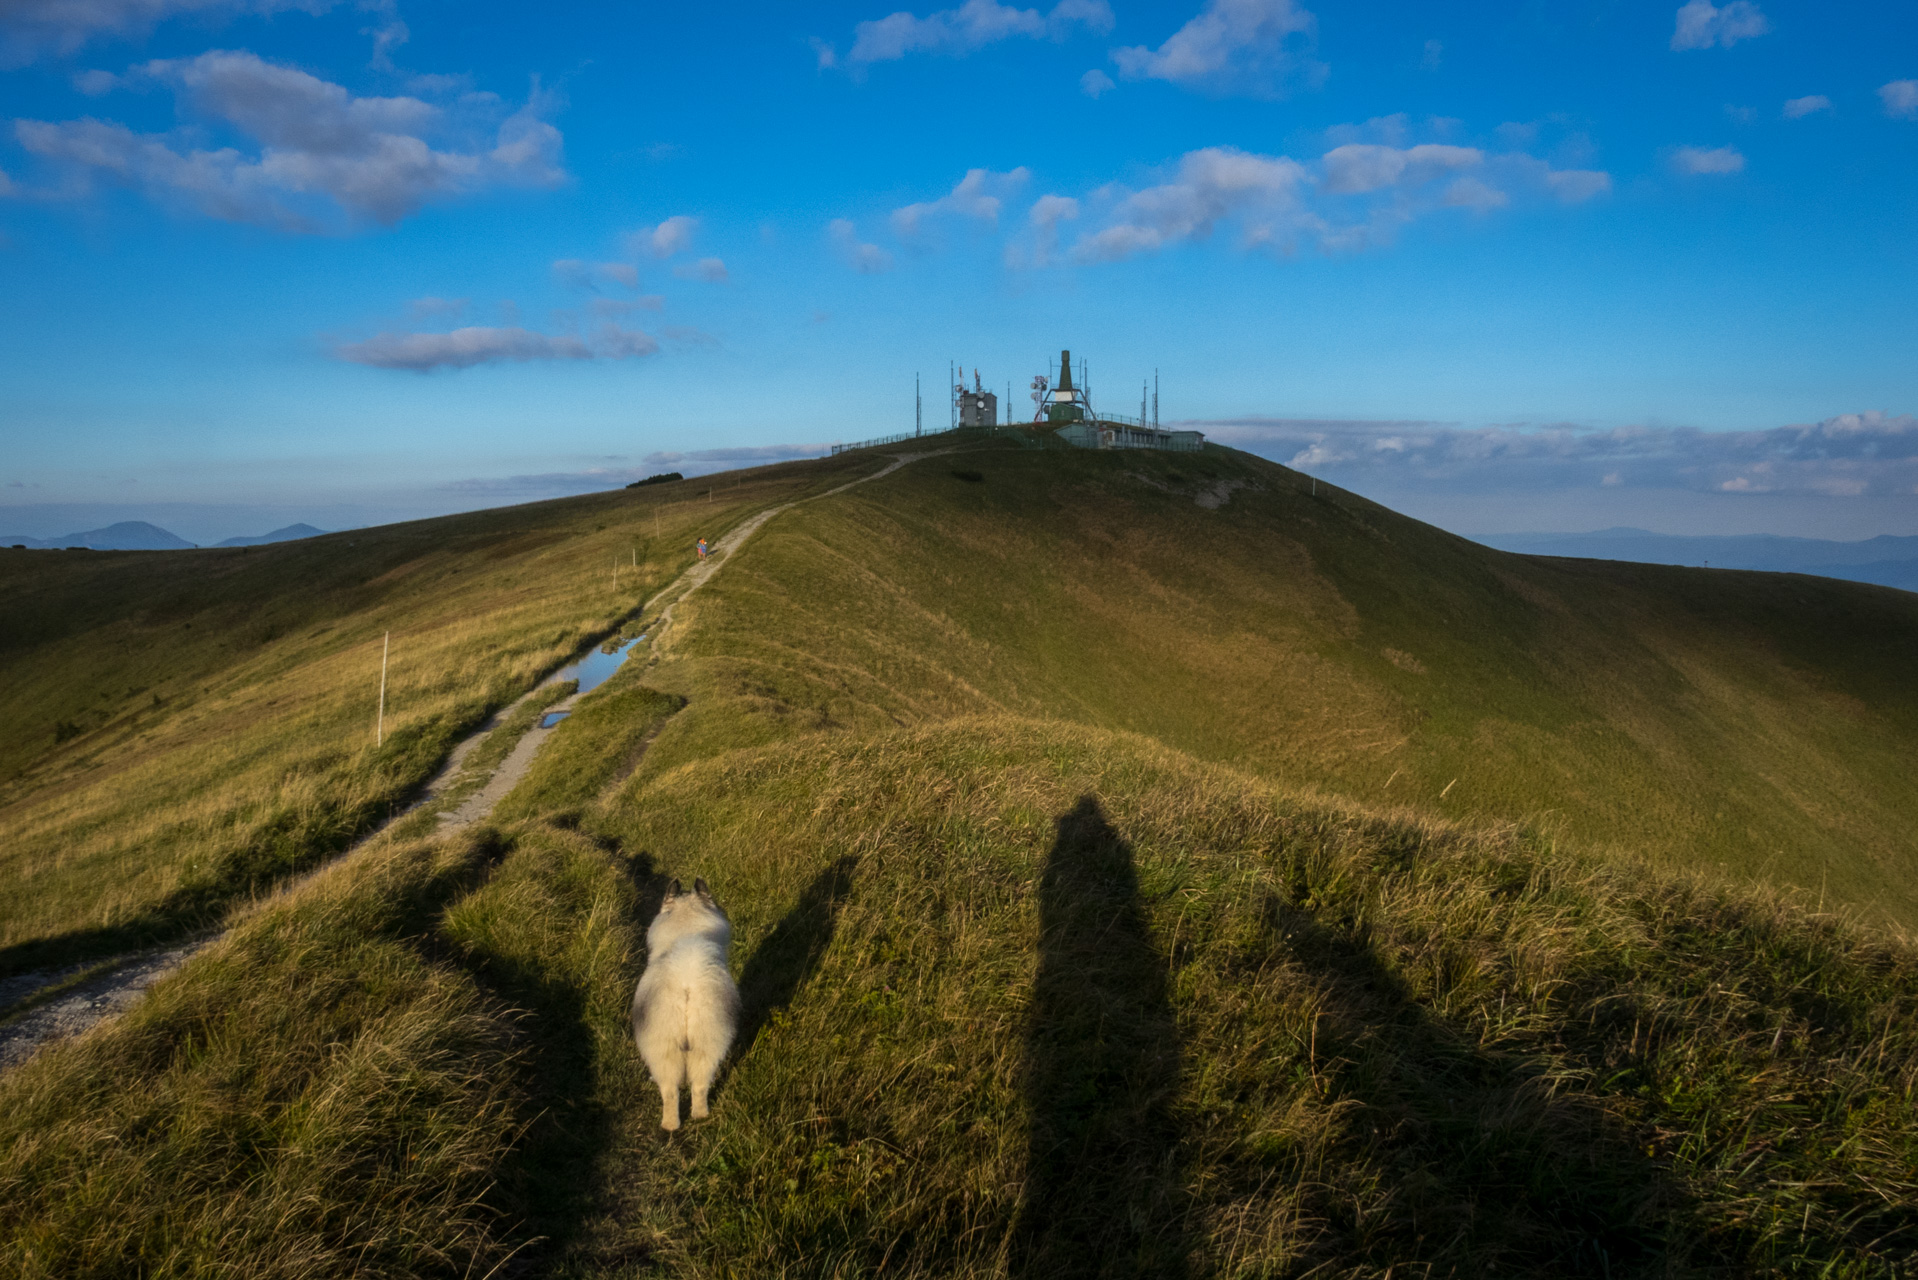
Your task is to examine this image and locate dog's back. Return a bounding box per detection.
[633,878,740,1130]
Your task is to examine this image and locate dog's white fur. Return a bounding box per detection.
[632,878,740,1131]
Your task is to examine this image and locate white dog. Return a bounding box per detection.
[632,877,740,1131]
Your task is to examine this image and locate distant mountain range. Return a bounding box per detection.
[214,524,329,548]
[1478,527,1918,592]
[3,521,327,551]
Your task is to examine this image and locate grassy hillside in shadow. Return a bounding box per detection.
[637,442,1918,927]
[0,458,861,975]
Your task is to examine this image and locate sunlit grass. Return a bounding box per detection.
[638,444,1918,928]
[4,439,1917,1276]
[0,458,861,974]
[8,719,1912,1275]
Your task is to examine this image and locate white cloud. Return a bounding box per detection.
[1420,38,1441,71]
[1111,0,1322,98]
[1782,94,1832,119]
[828,218,894,273]
[333,322,658,371]
[14,51,563,231]
[1080,68,1114,97]
[1671,144,1745,175]
[447,445,834,495]
[1882,80,1918,121]
[637,444,831,474]
[1670,0,1769,51]
[1200,411,1918,500]
[1027,191,1079,262]
[1073,145,1307,261]
[1442,176,1506,213]
[552,259,640,289]
[1062,137,1609,264]
[843,0,1111,65]
[406,294,468,319]
[596,325,663,358]
[1542,167,1611,202]
[1321,142,1480,194]
[1030,193,1079,225]
[672,256,729,283]
[1324,112,1411,148]
[892,166,1028,236]
[72,68,119,95]
[590,295,664,315]
[365,10,408,72]
[629,214,697,258]
[0,0,338,64]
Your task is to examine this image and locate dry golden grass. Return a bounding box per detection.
[10,716,1913,1275]
[0,458,865,976]
[635,445,1918,928]
[579,718,1917,1275]
[0,811,659,1279]
[5,439,1918,1276]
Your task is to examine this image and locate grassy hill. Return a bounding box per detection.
[2,435,1915,1276]
[641,441,1918,928]
[0,463,841,973]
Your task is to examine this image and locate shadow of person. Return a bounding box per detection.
[1015,796,1189,1278]
[729,856,858,1070]
[1262,893,1669,1275]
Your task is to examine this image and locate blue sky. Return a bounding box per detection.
[1,0,1914,543]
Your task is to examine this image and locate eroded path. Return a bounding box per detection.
[0,449,937,1069]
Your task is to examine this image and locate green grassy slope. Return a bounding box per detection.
[4,437,1918,1277]
[5,722,1913,1276]
[639,442,1918,928]
[0,458,860,973]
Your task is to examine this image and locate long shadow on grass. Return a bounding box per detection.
[728,855,859,1073]
[1264,895,1671,1276]
[1013,796,1190,1279]
[436,837,665,1265]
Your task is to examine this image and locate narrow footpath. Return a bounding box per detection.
[0,448,941,1069]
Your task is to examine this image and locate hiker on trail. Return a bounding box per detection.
[696,537,709,560]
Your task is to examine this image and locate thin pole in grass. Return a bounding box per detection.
[376,630,389,746]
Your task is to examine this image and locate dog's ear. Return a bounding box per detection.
[669,878,684,897]
[694,877,712,900]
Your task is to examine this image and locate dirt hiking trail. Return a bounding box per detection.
[0,449,940,1070]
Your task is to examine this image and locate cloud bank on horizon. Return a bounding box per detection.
[1,0,1914,537]
[1205,412,1918,501]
